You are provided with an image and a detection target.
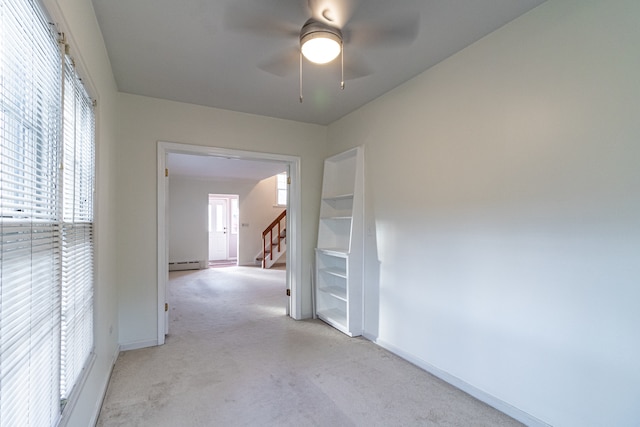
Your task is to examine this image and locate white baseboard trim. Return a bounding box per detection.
[58,343,120,427]
[362,332,378,342]
[373,338,550,427]
[89,345,121,426]
[58,353,97,427]
[120,339,158,351]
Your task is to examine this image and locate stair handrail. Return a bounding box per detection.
[262,210,286,268]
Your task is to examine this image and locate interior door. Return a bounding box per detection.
[209,197,229,261]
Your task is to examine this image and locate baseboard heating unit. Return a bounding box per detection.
[168,261,203,271]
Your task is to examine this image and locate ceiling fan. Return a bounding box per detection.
[225,0,420,102]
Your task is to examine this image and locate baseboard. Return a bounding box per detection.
[58,343,120,427]
[362,332,378,342]
[120,339,158,351]
[58,353,97,427]
[373,338,550,427]
[89,344,121,426]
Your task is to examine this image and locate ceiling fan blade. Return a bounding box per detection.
[224,3,299,38]
[258,47,300,77]
[258,47,369,80]
[347,12,420,48]
[343,51,371,80]
[307,0,360,28]
[318,50,370,80]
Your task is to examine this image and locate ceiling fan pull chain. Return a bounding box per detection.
[341,41,345,90]
[299,51,304,103]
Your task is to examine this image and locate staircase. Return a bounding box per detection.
[256,210,286,269]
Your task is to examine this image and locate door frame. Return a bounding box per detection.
[157,141,302,345]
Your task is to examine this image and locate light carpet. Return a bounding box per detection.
[97,266,522,426]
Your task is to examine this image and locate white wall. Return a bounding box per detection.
[242,175,287,264]
[42,0,120,426]
[116,93,326,347]
[327,0,640,425]
[168,175,285,266]
[167,176,212,266]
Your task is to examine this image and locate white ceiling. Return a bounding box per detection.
[91,0,545,126]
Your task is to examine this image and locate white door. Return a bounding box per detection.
[209,198,228,261]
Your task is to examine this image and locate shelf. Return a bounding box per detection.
[315,146,363,337]
[322,193,354,201]
[319,285,347,301]
[320,267,347,279]
[316,248,348,257]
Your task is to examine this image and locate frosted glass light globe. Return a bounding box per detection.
[301,32,341,64]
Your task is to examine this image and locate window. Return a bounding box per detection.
[276,172,287,206]
[0,0,95,425]
[60,56,95,406]
[215,204,224,232]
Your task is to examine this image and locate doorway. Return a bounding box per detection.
[157,142,302,345]
[208,194,238,264]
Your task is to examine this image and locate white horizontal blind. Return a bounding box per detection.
[0,0,63,426]
[60,56,94,402]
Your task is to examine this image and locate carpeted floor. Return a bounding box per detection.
[97,266,522,426]
[208,259,238,268]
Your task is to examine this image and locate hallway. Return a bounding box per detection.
[97,266,520,426]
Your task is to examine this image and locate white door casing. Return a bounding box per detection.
[157,141,303,345]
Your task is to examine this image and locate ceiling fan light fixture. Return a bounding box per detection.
[300,21,342,64]
[301,34,341,64]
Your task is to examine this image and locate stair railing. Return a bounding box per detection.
[262,210,286,268]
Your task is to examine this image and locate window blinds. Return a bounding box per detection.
[1,0,95,425]
[60,57,95,403]
[1,0,63,425]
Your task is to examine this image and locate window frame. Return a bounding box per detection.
[275,172,288,207]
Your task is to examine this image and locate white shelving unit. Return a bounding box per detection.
[315,146,364,337]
